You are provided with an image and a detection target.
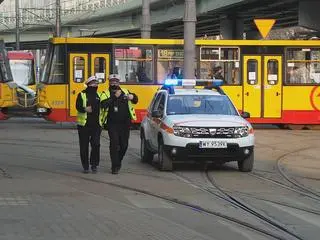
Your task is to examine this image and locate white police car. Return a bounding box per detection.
[140,79,254,172]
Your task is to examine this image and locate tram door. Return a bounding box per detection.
[69,53,110,117]
[243,55,282,118]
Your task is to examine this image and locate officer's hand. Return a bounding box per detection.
[127,94,134,100]
[115,90,122,98]
[85,106,92,113]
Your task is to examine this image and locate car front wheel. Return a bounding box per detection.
[140,132,153,163]
[158,139,173,171]
[238,151,254,172]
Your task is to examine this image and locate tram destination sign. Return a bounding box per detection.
[158,49,184,60]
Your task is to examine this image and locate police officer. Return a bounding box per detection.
[76,76,105,174]
[101,74,138,174]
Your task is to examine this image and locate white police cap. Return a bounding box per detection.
[109,74,120,81]
[85,76,99,85]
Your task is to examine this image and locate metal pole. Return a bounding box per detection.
[183,0,196,79]
[55,0,61,37]
[15,0,20,50]
[141,0,151,38]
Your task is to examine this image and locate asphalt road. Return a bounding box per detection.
[0,118,319,240]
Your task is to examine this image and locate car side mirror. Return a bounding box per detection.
[151,110,162,118]
[241,112,250,119]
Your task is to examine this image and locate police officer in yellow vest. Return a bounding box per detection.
[76,76,105,174]
[101,74,138,174]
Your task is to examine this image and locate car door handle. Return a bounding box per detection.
[72,90,76,95]
[276,92,280,96]
[245,92,249,96]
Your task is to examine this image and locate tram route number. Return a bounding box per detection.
[51,100,65,106]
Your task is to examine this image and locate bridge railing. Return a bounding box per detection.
[0,0,128,28]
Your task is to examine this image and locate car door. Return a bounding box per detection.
[143,92,158,143]
[150,93,165,149]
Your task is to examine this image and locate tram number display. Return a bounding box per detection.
[158,49,184,60]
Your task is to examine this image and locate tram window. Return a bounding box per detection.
[286,48,320,84]
[73,57,85,83]
[200,62,240,85]
[93,57,106,83]
[200,48,219,60]
[47,45,65,84]
[157,48,190,84]
[267,60,278,85]
[220,48,240,60]
[114,46,153,84]
[247,60,258,85]
[199,47,240,85]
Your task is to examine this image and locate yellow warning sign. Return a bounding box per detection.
[254,19,276,39]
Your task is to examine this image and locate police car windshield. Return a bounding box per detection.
[167,95,238,116]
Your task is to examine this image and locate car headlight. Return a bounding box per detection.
[234,126,250,138]
[173,126,192,138]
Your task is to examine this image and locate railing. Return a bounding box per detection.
[0,0,128,27]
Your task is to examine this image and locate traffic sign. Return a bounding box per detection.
[254,19,276,39]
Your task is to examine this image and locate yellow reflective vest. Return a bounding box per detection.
[100,88,137,123]
[77,91,106,127]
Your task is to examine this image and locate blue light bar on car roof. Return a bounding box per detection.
[164,79,179,86]
[164,79,197,87]
[210,79,224,87]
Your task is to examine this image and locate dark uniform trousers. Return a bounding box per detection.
[107,124,130,170]
[77,125,102,170]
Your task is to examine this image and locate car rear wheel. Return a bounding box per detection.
[158,139,173,171]
[140,133,153,163]
[238,151,254,172]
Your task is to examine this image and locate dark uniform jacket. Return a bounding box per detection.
[101,88,138,125]
[76,88,101,127]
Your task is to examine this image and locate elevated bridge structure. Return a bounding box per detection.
[0,0,319,49]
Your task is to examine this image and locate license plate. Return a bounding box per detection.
[199,141,227,149]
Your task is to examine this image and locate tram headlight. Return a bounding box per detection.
[173,126,192,138]
[37,108,48,113]
[234,126,249,138]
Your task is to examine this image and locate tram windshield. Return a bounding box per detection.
[0,48,13,83]
[40,44,65,84]
[167,95,238,116]
[10,59,35,86]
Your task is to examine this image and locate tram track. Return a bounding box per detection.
[2,161,293,240]
[250,146,320,201]
[229,191,320,216]
[174,171,308,240]
[203,170,304,240]
[2,122,319,239]
[277,150,320,199]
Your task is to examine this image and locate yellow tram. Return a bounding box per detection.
[0,40,16,120]
[36,37,320,129]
